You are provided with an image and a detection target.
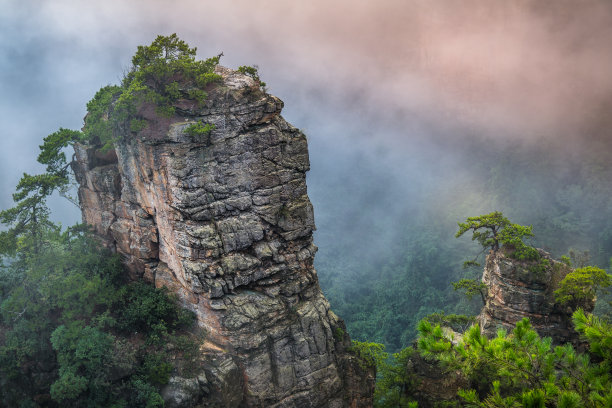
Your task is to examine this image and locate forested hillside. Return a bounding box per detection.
[315,135,612,351]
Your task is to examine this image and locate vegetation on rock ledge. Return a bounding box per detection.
[85,33,223,150]
[36,34,225,158]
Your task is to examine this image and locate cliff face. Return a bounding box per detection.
[73,67,373,407]
[478,250,580,344]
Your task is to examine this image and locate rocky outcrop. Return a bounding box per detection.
[478,249,580,344]
[404,349,468,408]
[73,67,374,407]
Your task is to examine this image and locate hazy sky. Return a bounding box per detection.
[2,0,611,225]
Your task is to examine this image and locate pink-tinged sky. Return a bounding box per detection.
[1,0,611,221]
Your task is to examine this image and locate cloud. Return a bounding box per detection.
[1,0,611,224]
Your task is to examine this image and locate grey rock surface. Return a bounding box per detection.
[478,250,581,345]
[73,66,374,407]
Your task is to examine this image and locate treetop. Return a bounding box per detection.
[456,211,537,267]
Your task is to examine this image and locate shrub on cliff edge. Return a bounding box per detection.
[83,34,223,150]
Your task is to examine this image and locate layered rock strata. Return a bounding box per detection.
[478,250,580,344]
[73,67,373,407]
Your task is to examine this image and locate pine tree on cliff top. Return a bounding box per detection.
[456,211,539,268]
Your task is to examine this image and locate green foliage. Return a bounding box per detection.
[557,391,582,408]
[0,172,67,256]
[184,121,215,138]
[334,327,345,341]
[452,278,488,304]
[572,308,612,361]
[117,282,196,346]
[554,266,612,310]
[456,211,538,267]
[237,65,266,88]
[187,88,208,105]
[130,118,149,133]
[456,211,512,253]
[560,255,572,266]
[167,333,203,377]
[528,258,551,276]
[0,125,86,257]
[0,194,198,406]
[81,34,223,150]
[38,128,83,174]
[374,347,419,408]
[417,312,612,408]
[511,244,541,262]
[50,370,88,402]
[349,340,388,370]
[422,311,477,333]
[127,33,220,90]
[83,85,122,149]
[1,228,113,405]
[0,213,203,406]
[130,379,165,408]
[348,341,420,407]
[142,353,173,385]
[0,227,199,406]
[51,323,114,375]
[498,223,538,261]
[50,323,117,404]
[119,33,221,120]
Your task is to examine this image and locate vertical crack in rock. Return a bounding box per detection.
[73,66,374,407]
